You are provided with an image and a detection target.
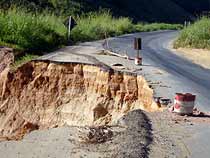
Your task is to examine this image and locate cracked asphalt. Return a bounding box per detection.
[107,30,210,158]
[1,30,210,158]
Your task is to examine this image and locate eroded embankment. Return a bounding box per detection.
[0,60,158,140]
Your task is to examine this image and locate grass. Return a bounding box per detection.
[0,9,183,53]
[0,9,67,54]
[71,11,182,42]
[0,9,183,67]
[12,54,40,69]
[174,17,210,49]
[1,0,208,23]
[71,11,135,42]
[136,23,183,32]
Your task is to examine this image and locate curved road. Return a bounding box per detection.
[108,30,210,111]
[108,30,210,158]
[1,30,209,158]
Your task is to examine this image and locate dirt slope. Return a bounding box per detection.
[0,60,158,140]
[0,47,14,73]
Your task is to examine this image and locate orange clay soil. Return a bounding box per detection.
[0,60,159,140]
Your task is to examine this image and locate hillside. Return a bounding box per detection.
[172,0,210,15]
[0,0,209,23]
[103,0,193,23]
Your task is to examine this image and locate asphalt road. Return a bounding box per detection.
[108,30,210,157]
[1,30,210,158]
[108,30,210,111]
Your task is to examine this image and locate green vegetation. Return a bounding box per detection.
[0,9,182,52]
[71,11,183,42]
[136,23,183,32]
[174,17,210,49]
[0,9,67,54]
[0,1,185,68]
[99,0,208,23]
[71,11,135,42]
[0,0,93,17]
[1,0,209,23]
[12,54,39,69]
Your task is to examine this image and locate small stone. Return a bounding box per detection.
[175,121,179,124]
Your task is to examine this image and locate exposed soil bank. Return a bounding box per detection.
[0,60,158,140]
[0,47,14,73]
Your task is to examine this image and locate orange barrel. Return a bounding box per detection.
[174,93,196,115]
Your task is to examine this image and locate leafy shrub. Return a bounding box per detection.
[174,17,210,49]
[71,11,182,42]
[136,23,183,32]
[0,9,67,53]
[12,54,39,69]
[0,9,183,56]
[71,11,135,42]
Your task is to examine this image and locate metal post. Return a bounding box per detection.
[188,21,191,27]
[104,32,109,49]
[68,16,72,40]
[184,21,187,28]
[106,39,109,49]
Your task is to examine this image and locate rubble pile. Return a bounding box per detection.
[80,126,113,144]
[192,108,210,117]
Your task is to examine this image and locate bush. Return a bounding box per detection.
[71,11,183,42]
[71,11,135,42]
[12,54,39,69]
[0,9,183,56]
[174,17,210,49]
[136,23,183,32]
[0,9,67,53]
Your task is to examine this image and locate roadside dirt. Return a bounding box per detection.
[0,109,160,158]
[0,47,14,73]
[68,110,154,158]
[173,47,210,70]
[147,110,190,158]
[0,49,180,158]
[0,45,203,157]
[0,59,160,141]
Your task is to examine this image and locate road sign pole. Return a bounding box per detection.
[68,16,72,40]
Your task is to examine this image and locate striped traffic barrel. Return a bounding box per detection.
[134,57,142,65]
[174,93,196,115]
